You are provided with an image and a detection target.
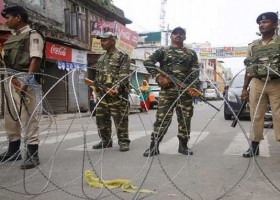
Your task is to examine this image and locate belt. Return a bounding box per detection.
[255,77,280,81]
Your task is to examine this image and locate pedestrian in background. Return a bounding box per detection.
[91,32,130,152]
[192,97,198,105]
[143,27,200,157]
[0,5,44,169]
[241,12,280,157]
[139,80,151,112]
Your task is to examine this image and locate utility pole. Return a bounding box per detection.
[277,11,279,35]
[165,24,169,46]
[159,0,167,31]
[160,0,169,46]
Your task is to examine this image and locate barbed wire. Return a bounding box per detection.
[0,66,279,200]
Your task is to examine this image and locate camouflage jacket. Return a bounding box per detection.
[143,46,200,88]
[95,48,130,93]
[245,35,280,78]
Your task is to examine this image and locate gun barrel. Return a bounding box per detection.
[231,100,247,128]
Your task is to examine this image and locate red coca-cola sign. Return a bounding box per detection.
[45,42,72,62]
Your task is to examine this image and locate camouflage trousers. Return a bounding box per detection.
[96,95,130,145]
[151,86,193,142]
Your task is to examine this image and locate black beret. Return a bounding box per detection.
[256,12,278,24]
[1,5,28,18]
[171,27,186,35]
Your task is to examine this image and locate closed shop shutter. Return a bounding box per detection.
[43,61,67,114]
[68,68,88,112]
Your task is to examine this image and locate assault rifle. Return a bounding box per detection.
[84,78,121,98]
[167,74,220,111]
[231,100,247,128]
[84,78,109,92]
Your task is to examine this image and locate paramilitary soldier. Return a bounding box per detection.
[242,12,280,157]
[0,5,44,169]
[143,27,200,157]
[91,32,130,152]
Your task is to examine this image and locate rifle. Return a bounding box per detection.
[84,78,109,92]
[167,74,220,111]
[231,100,247,127]
[84,78,120,98]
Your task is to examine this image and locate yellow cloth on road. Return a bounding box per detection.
[84,170,156,194]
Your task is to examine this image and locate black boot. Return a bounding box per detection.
[243,141,259,158]
[0,140,22,162]
[20,144,40,169]
[143,140,160,157]
[92,140,112,149]
[178,140,193,155]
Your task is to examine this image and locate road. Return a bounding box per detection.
[0,100,280,200]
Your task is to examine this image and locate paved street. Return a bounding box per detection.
[0,100,280,200]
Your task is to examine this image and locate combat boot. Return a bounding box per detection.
[92,140,112,149]
[0,140,22,162]
[143,140,160,157]
[119,143,129,152]
[243,141,259,158]
[178,140,193,155]
[20,144,40,169]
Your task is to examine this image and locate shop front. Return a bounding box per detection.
[43,40,88,114]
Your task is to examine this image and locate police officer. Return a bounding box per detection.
[0,5,44,169]
[91,32,130,152]
[143,27,200,157]
[242,12,280,157]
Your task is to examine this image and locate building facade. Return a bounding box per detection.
[0,0,133,114]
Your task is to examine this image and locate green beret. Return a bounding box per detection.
[1,5,28,18]
[256,12,278,24]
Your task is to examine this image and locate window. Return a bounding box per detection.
[64,8,78,37]
[64,4,87,42]
[77,14,86,42]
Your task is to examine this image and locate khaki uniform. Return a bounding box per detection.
[247,35,280,141]
[3,25,44,144]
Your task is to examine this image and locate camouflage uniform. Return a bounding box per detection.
[246,35,280,142]
[95,48,130,146]
[144,46,199,143]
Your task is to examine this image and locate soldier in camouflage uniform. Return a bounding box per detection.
[241,12,280,158]
[92,32,130,152]
[143,27,200,157]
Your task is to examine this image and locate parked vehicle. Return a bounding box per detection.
[128,88,141,112]
[148,83,160,109]
[89,88,141,114]
[224,75,248,120]
[204,88,218,100]
[224,74,272,120]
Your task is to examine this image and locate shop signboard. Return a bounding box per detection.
[46,42,72,62]
[72,49,87,64]
[45,42,88,65]
[195,46,247,59]
[90,21,139,57]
